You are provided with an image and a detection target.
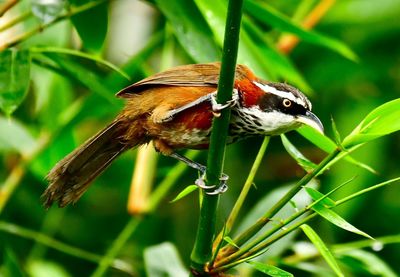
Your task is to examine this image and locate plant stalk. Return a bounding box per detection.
[221,148,341,255]
[213,137,270,250]
[0,11,31,32]
[0,0,19,17]
[0,0,108,50]
[189,0,244,274]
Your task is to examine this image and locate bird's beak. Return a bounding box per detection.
[296,111,324,134]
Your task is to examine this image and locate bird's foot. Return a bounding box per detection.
[211,89,239,116]
[195,169,229,195]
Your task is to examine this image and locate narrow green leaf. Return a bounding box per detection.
[0,116,37,155]
[343,98,400,147]
[248,260,293,277]
[244,0,358,61]
[339,249,397,277]
[243,19,311,91]
[0,49,31,116]
[331,117,342,146]
[27,260,71,277]
[170,185,198,203]
[281,134,316,171]
[306,176,356,210]
[195,0,309,88]
[41,53,119,105]
[297,126,377,174]
[144,242,188,277]
[194,0,269,78]
[306,188,373,240]
[223,236,239,249]
[31,46,130,80]
[301,224,344,277]
[3,247,25,277]
[155,0,220,62]
[69,0,108,52]
[105,31,164,89]
[306,187,335,208]
[297,126,337,153]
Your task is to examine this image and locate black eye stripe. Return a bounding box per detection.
[258,94,307,115]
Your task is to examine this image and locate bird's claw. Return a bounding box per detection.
[194,172,229,194]
[211,90,239,115]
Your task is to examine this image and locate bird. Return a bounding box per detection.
[42,62,323,208]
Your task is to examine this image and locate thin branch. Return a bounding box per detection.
[0,0,19,17]
[0,11,31,33]
[0,0,108,50]
[0,221,132,273]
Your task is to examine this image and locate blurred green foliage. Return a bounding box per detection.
[0,0,399,276]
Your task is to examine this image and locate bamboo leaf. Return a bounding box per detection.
[297,126,377,174]
[301,224,344,277]
[223,236,239,249]
[69,0,108,52]
[0,117,37,155]
[27,260,71,277]
[195,0,310,90]
[281,134,316,171]
[194,0,269,78]
[3,247,25,277]
[244,0,358,61]
[343,98,400,147]
[40,52,119,105]
[306,187,335,208]
[170,185,198,203]
[306,188,373,240]
[243,19,311,91]
[144,242,188,277]
[155,0,220,62]
[248,260,293,277]
[331,117,342,147]
[105,31,164,89]
[339,249,397,277]
[0,49,31,116]
[30,46,130,80]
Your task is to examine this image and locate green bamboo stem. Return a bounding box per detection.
[230,148,341,248]
[189,0,244,274]
[214,147,342,262]
[240,177,400,262]
[214,213,318,273]
[214,174,400,269]
[213,137,270,249]
[214,162,348,267]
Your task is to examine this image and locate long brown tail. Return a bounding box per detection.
[43,119,138,208]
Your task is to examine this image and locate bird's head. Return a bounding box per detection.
[234,80,324,136]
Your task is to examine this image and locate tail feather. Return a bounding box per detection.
[43,120,135,208]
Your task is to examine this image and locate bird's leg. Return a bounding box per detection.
[169,152,228,194]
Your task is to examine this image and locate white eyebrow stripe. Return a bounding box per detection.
[253,81,306,107]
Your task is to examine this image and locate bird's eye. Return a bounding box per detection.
[282,99,292,108]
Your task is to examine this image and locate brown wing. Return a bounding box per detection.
[116,62,254,97]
